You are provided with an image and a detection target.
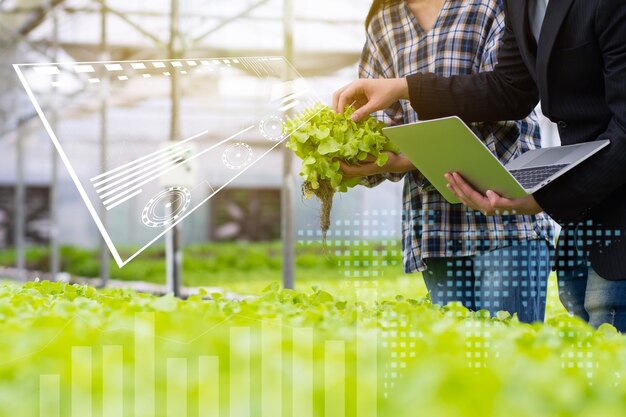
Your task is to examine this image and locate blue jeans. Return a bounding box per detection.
[558,253,626,332]
[423,239,551,323]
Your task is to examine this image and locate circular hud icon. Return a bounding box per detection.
[142,186,192,228]
[222,142,253,169]
[259,115,284,141]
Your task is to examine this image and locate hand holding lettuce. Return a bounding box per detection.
[284,103,399,243]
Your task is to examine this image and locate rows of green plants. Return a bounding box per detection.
[0,242,568,316]
[0,241,404,292]
[0,280,625,417]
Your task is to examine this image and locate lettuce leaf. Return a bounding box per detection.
[284,103,400,192]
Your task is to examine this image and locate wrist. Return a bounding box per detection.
[389,153,414,174]
[392,78,409,101]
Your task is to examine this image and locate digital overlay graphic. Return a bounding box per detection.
[14,57,320,267]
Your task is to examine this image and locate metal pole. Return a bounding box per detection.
[167,0,182,296]
[49,0,60,281]
[92,0,163,46]
[98,0,110,287]
[15,124,26,282]
[281,0,295,289]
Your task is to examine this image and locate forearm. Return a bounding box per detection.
[360,172,406,188]
[341,152,414,189]
[405,8,538,123]
[406,71,538,123]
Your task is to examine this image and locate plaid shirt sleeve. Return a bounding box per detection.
[479,5,505,71]
[357,29,407,188]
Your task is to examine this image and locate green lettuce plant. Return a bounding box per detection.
[284,103,399,241]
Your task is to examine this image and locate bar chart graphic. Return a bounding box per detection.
[37,293,382,417]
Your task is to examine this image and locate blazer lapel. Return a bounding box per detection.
[536,0,576,113]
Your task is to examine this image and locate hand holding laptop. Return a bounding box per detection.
[381,117,609,206]
[335,115,607,216]
[445,172,543,216]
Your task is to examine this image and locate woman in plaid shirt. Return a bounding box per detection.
[340,0,555,322]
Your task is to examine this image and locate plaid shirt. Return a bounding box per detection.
[360,0,555,273]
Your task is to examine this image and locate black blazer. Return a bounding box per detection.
[406,0,626,280]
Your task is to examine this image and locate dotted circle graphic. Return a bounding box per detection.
[259,115,284,141]
[222,142,253,169]
[141,186,191,228]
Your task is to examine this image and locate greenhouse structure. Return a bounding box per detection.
[0,2,616,417]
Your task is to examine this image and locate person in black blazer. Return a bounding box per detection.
[333,0,626,330]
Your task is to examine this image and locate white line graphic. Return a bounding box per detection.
[282,89,310,104]
[74,64,95,73]
[34,66,59,75]
[14,64,125,267]
[100,125,254,206]
[117,112,320,267]
[105,64,123,71]
[280,100,299,112]
[15,57,321,267]
[95,146,192,192]
[90,130,209,183]
[99,155,189,202]
[105,189,143,211]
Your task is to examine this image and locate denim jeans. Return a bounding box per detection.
[558,253,626,332]
[423,239,551,323]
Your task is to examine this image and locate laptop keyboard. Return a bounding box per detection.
[508,164,569,189]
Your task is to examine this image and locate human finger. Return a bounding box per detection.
[336,82,362,116]
[446,173,471,203]
[449,173,492,214]
[486,190,511,209]
[332,84,349,113]
[445,175,473,207]
[351,100,382,122]
[452,173,492,208]
[341,159,384,178]
[338,160,367,178]
[486,190,521,215]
